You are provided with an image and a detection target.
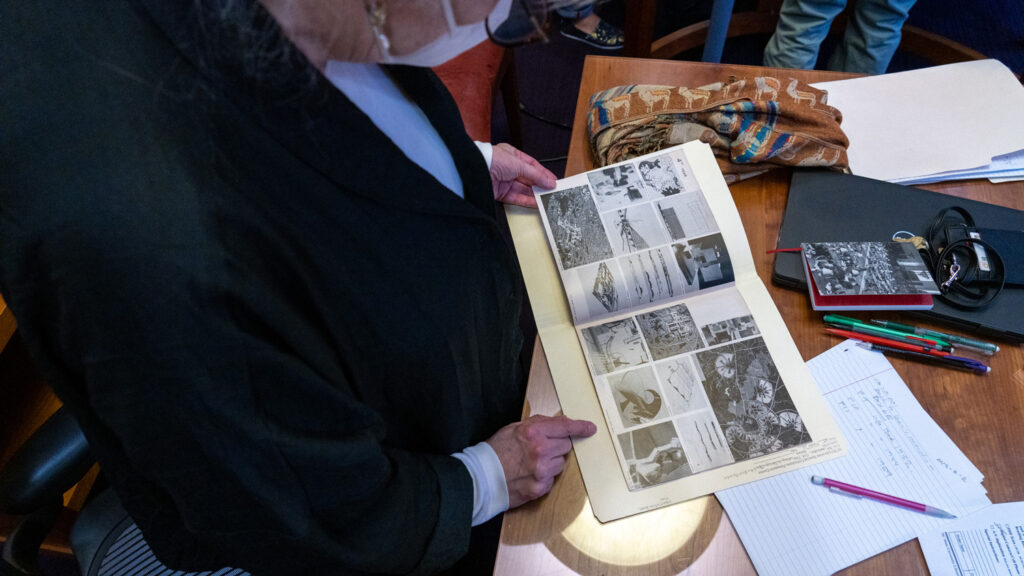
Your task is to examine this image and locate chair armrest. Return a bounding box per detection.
[0,407,94,515]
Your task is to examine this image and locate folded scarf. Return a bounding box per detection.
[588,77,850,182]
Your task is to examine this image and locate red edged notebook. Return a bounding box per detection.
[801,242,937,311]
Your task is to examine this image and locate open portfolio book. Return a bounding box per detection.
[506,142,846,522]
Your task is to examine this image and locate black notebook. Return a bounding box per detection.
[773,170,1024,342]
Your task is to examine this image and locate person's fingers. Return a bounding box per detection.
[497,181,539,208]
[513,148,557,189]
[494,415,591,508]
[536,455,566,479]
[539,435,577,464]
[512,154,556,189]
[528,415,598,439]
[526,477,554,501]
[504,192,537,208]
[509,476,554,506]
[493,143,556,189]
[509,178,536,194]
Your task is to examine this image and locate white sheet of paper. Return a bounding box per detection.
[811,60,1024,183]
[716,340,991,576]
[919,502,1024,576]
[990,175,1024,183]
[893,167,1024,186]
[893,149,1024,185]
[989,150,1024,183]
[991,149,1024,168]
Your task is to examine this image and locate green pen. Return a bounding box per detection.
[823,314,952,349]
[824,322,950,352]
[870,320,999,355]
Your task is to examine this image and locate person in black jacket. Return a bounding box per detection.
[0,0,595,574]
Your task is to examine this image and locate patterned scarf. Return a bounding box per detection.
[588,77,850,182]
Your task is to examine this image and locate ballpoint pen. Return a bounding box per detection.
[811,475,957,518]
[869,319,999,355]
[825,328,947,356]
[855,341,990,374]
[824,322,952,352]
[823,314,950,348]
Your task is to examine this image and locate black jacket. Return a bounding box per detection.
[0,1,525,574]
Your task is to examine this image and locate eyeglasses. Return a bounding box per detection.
[485,0,551,47]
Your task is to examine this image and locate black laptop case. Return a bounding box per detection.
[773,170,1024,342]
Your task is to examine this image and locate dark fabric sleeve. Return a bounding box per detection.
[0,3,498,573]
[50,239,474,575]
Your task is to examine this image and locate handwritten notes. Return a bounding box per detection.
[716,340,990,576]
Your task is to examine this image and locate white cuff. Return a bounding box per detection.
[452,441,509,526]
[473,141,493,170]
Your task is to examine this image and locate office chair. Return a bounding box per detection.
[433,40,524,149]
[0,407,249,576]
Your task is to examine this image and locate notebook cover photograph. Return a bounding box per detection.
[801,241,937,311]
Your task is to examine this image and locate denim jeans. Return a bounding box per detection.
[763,0,917,74]
[556,2,595,21]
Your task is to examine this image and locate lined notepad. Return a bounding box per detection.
[716,340,991,576]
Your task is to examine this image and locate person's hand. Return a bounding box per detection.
[486,414,597,508]
[489,143,557,209]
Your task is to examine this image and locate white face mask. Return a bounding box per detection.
[382,0,512,67]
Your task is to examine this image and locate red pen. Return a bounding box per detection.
[824,327,949,357]
[812,475,956,518]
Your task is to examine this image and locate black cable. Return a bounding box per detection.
[924,206,1006,310]
[537,155,568,164]
[518,102,572,130]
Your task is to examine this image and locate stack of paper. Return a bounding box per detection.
[812,59,1024,185]
[919,502,1024,576]
[716,340,991,576]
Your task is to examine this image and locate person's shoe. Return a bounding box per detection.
[559,18,624,50]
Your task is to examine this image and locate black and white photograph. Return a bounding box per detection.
[605,366,670,428]
[581,318,650,376]
[675,413,734,473]
[803,241,940,295]
[619,246,685,305]
[655,356,709,414]
[601,204,671,256]
[655,192,717,241]
[672,234,735,290]
[574,261,631,319]
[587,163,647,211]
[635,303,705,360]
[539,185,614,270]
[638,154,683,196]
[694,338,811,461]
[701,315,760,346]
[669,151,701,193]
[618,421,691,489]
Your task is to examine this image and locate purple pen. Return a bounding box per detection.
[945,354,991,373]
[811,475,956,519]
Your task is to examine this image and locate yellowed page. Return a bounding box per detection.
[507,141,845,522]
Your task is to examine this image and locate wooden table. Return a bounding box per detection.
[494,56,1024,576]
[0,294,15,354]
